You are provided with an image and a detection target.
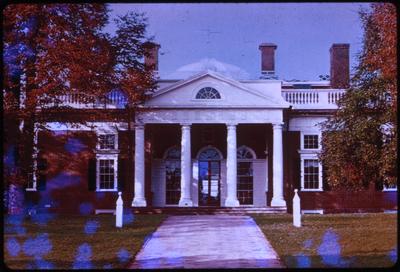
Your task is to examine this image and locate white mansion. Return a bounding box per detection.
[27,42,396,214]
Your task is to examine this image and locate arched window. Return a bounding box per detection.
[237,146,256,160]
[164,147,181,205]
[237,146,255,205]
[164,146,180,160]
[198,147,222,160]
[195,87,221,99]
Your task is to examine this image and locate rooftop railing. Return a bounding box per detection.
[282,89,345,109]
[41,88,346,110]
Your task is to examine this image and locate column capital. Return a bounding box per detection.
[272,122,284,129]
[180,123,192,128]
[134,123,145,129]
[226,123,237,128]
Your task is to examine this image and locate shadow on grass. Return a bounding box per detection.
[284,254,397,268]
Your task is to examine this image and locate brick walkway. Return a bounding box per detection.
[129,215,285,269]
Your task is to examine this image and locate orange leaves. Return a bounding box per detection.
[363,3,397,105]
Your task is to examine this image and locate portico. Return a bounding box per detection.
[130,70,290,208]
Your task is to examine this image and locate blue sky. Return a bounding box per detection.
[104,3,371,81]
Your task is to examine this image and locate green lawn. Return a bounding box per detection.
[4,213,166,269]
[252,213,397,268]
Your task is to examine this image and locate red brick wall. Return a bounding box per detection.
[25,130,134,214]
[25,126,397,213]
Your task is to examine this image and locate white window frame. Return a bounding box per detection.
[301,132,321,150]
[191,82,225,102]
[26,169,37,191]
[237,146,256,206]
[96,133,118,151]
[96,154,118,192]
[300,153,323,192]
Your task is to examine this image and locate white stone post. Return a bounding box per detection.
[116,192,123,228]
[132,124,147,207]
[32,126,39,190]
[271,123,286,207]
[293,189,301,227]
[179,124,193,206]
[225,123,240,207]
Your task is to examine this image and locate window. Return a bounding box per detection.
[98,134,116,150]
[302,159,321,190]
[26,172,36,190]
[99,160,115,190]
[198,147,222,160]
[166,161,181,204]
[303,135,319,149]
[195,87,221,99]
[96,155,118,191]
[164,147,181,205]
[237,162,253,204]
[237,146,255,160]
[237,146,256,205]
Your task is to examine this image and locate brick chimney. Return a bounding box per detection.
[330,43,350,88]
[259,43,278,79]
[143,42,160,71]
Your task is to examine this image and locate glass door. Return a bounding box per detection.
[199,160,220,206]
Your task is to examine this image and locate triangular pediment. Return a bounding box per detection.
[145,71,290,108]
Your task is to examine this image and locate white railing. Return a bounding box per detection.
[42,89,346,110]
[42,92,128,109]
[282,89,346,109]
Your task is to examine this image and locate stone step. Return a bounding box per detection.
[131,207,287,215]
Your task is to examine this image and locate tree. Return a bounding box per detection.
[3,4,156,214]
[319,3,397,190]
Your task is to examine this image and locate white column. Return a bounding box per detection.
[225,123,240,207]
[271,123,286,206]
[179,124,193,206]
[132,124,147,207]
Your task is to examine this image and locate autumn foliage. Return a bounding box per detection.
[3,4,156,213]
[320,3,397,190]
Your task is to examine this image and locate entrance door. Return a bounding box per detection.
[199,160,220,206]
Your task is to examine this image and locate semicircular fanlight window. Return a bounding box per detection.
[198,148,222,160]
[165,147,181,160]
[195,87,221,99]
[237,146,256,160]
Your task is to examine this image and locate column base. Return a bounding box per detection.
[224,198,240,207]
[178,198,193,207]
[271,197,286,207]
[132,198,147,207]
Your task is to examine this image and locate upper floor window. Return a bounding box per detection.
[195,87,221,99]
[99,134,116,150]
[303,134,319,149]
